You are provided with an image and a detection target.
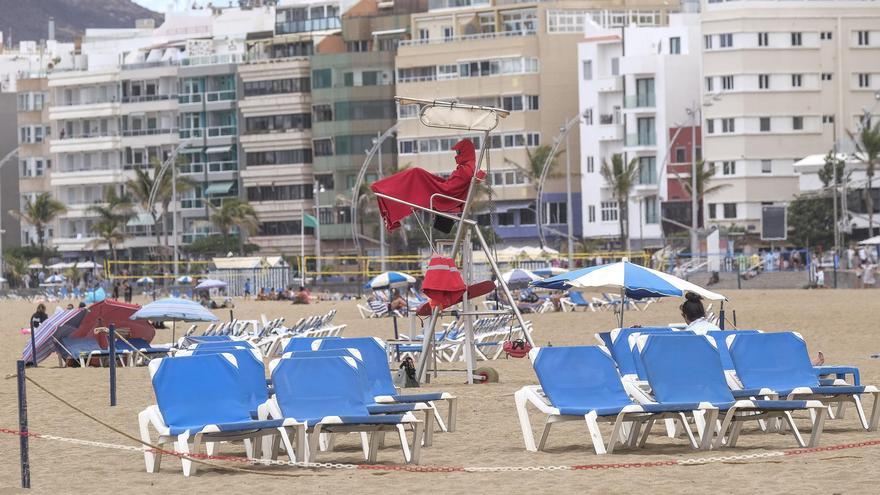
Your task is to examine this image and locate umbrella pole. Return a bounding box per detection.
[172,321,176,345]
[719,301,725,330]
[619,287,626,328]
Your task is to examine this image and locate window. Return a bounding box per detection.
[245,113,311,133]
[791,74,803,88]
[497,211,515,226]
[721,76,734,91]
[600,201,618,222]
[645,196,659,224]
[822,73,833,81]
[418,28,429,40]
[823,115,835,124]
[637,117,656,145]
[821,31,833,40]
[858,73,871,88]
[792,116,804,130]
[582,60,593,80]
[669,37,681,54]
[313,104,332,122]
[313,139,333,157]
[315,174,334,190]
[586,156,594,173]
[345,40,369,52]
[761,160,772,174]
[545,202,567,224]
[312,69,332,89]
[723,203,737,219]
[705,77,714,92]
[258,221,311,237]
[636,78,655,107]
[334,100,395,121]
[704,35,713,50]
[722,118,735,133]
[721,161,736,175]
[588,205,596,223]
[857,31,870,46]
[758,74,770,89]
[708,203,717,219]
[675,147,686,163]
[245,149,312,166]
[362,71,380,86]
[611,57,619,76]
[397,103,419,119]
[518,208,536,226]
[584,108,593,126]
[502,95,524,111]
[719,33,733,48]
[696,147,702,161]
[343,72,354,87]
[791,32,802,46]
[246,184,314,202]
[442,26,453,40]
[526,95,539,110]
[758,32,769,46]
[760,117,771,132]
[638,156,656,185]
[706,119,715,134]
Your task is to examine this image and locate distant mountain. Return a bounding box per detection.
[0,0,163,43]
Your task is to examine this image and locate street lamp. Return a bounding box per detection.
[314,181,325,276]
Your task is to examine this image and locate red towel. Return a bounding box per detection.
[371,139,484,231]
[422,256,467,310]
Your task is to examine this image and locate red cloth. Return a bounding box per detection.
[421,256,467,310]
[70,300,156,348]
[371,139,484,231]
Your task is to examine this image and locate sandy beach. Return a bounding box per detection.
[1,289,879,494]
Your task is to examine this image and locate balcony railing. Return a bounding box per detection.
[275,17,341,35]
[625,133,656,147]
[55,97,119,107]
[179,89,236,104]
[624,94,656,109]
[399,29,535,47]
[122,128,179,137]
[57,131,120,140]
[599,114,618,125]
[180,161,238,174]
[179,126,237,139]
[180,53,243,67]
[121,94,177,104]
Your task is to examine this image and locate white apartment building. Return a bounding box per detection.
[578,14,702,248]
[700,0,880,236]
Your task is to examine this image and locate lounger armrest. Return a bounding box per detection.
[814,365,860,386]
[732,388,776,399]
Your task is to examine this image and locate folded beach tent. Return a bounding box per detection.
[267,355,423,464]
[727,332,880,431]
[637,334,827,449]
[515,346,704,454]
[314,337,458,433]
[139,353,299,476]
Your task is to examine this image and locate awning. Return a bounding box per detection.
[372,28,406,36]
[204,181,234,195]
[205,146,232,155]
[126,213,155,227]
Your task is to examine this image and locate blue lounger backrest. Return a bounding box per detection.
[531,346,632,415]
[189,340,255,351]
[316,337,396,397]
[569,292,590,306]
[57,337,103,359]
[728,332,819,391]
[150,353,253,430]
[271,355,369,420]
[185,347,268,408]
[628,331,694,380]
[188,335,233,343]
[283,336,339,354]
[704,330,760,371]
[639,334,733,404]
[610,327,673,375]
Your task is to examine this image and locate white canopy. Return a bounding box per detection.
[859,235,880,246]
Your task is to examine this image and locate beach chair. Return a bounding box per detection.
[267,355,423,464]
[637,334,827,449]
[727,332,880,431]
[120,338,173,365]
[358,299,390,319]
[315,337,458,433]
[138,353,299,476]
[55,337,131,368]
[559,291,596,312]
[514,346,701,454]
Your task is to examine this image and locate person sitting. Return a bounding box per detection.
[680,292,721,335]
[268,289,277,300]
[389,289,407,314]
[256,288,267,301]
[292,286,311,304]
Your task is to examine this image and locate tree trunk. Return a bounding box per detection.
[37,226,45,264]
[617,199,626,252]
[868,172,875,238]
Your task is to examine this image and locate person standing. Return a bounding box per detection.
[123,280,133,303]
[244,278,252,299]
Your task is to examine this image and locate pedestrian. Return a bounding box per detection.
[123,280,133,303]
[30,303,48,334]
[244,278,252,299]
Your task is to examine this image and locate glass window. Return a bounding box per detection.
[761,160,772,174]
[638,156,656,185]
[519,208,536,225]
[760,117,771,132]
[582,60,592,80]
[600,201,618,222]
[645,196,659,224]
[312,69,332,89]
[313,138,333,157]
[792,116,804,130]
[723,203,737,219]
[669,37,680,54]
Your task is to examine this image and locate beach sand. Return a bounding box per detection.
[1,289,878,494]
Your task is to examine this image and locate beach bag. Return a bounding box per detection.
[394,357,420,388]
[503,339,532,359]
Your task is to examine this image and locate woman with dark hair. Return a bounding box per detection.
[680,292,720,334]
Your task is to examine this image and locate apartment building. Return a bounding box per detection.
[14,77,52,250]
[394,0,677,248]
[578,13,702,249]
[700,0,880,236]
[309,0,427,256]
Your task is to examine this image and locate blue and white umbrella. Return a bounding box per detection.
[365,271,416,290]
[21,308,87,365]
[137,276,155,285]
[176,275,193,284]
[533,267,569,278]
[534,260,725,300]
[500,269,542,289]
[196,278,227,290]
[130,297,219,323]
[45,274,66,284]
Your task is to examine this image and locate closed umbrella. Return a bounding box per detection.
[131,297,219,342]
[195,278,227,290]
[365,271,416,290]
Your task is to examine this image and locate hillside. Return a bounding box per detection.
[0,0,163,43]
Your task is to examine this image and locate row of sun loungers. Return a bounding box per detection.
[392,315,532,363]
[139,336,458,475]
[516,329,878,455]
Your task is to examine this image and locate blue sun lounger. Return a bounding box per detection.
[314,337,458,434]
[515,346,704,454]
[637,334,827,449]
[727,332,880,431]
[138,353,299,476]
[267,355,423,464]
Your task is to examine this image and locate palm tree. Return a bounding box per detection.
[600,153,639,250]
[673,160,730,228]
[504,144,564,194]
[9,192,67,263]
[126,157,194,256]
[210,198,259,254]
[87,186,133,263]
[850,121,880,237]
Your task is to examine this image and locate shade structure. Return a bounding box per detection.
[533,260,726,301]
[130,297,219,322]
[45,274,66,283]
[500,269,542,289]
[73,299,156,348]
[137,276,155,285]
[195,278,227,290]
[365,271,416,290]
[21,308,87,364]
[533,267,568,278]
[859,235,880,246]
[176,275,193,284]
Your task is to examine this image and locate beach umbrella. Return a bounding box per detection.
[45,274,66,283]
[365,271,416,290]
[131,297,218,342]
[137,276,155,285]
[21,308,87,365]
[176,275,193,284]
[859,235,880,246]
[500,268,542,289]
[195,278,227,290]
[533,260,725,326]
[533,267,568,278]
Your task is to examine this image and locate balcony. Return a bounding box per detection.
[179,161,238,175]
[178,90,236,105]
[625,133,656,148]
[624,94,656,109]
[399,29,536,47]
[275,17,341,35]
[595,124,623,141]
[319,223,354,240]
[179,126,237,139]
[594,77,622,93]
[51,134,121,153]
[180,53,244,67]
[121,94,177,104]
[122,128,179,137]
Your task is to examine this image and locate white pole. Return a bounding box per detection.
[314,181,321,277]
[377,132,386,272]
[172,161,179,279]
[300,203,305,286]
[565,129,574,268]
[690,102,699,263]
[462,228,475,384]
